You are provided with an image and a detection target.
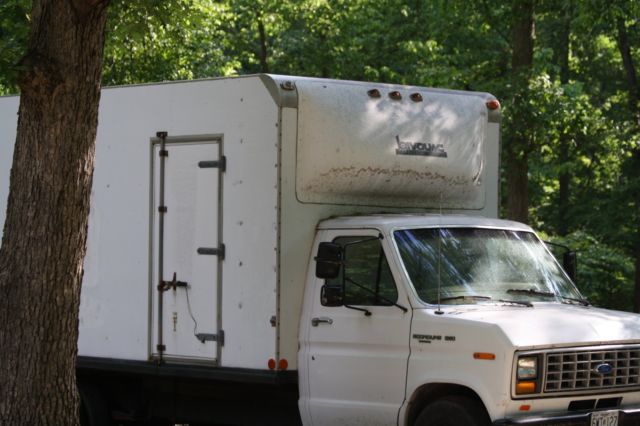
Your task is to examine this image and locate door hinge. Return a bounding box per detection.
[196,330,224,346]
[197,244,225,260]
[198,156,226,172]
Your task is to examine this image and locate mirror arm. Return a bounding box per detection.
[344,277,408,313]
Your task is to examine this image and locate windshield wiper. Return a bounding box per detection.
[506,288,555,298]
[560,296,590,306]
[430,295,492,304]
[497,299,533,307]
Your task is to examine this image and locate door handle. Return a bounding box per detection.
[311,317,334,327]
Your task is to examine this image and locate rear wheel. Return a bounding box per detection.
[414,395,490,426]
[78,383,110,426]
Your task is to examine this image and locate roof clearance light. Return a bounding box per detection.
[367,89,381,98]
[268,358,276,370]
[389,91,402,100]
[279,359,289,370]
[473,352,496,360]
[486,99,501,110]
[410,93,423,102]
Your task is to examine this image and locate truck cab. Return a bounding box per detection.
[299,214,640,426]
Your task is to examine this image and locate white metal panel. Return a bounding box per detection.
[150,140,219,362]
[296,80,490,209]
[0,97,18,233]
[77,77,279,366]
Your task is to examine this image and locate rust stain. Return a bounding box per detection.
[317,166,471,185]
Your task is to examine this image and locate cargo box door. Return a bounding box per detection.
[151,136,223,363]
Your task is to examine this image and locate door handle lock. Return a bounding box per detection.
[311,317,333,327]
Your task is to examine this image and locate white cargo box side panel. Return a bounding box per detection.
[0,97,18,231]
[296,80,491,209]
[217,79,280,369]
[76,77,279,368]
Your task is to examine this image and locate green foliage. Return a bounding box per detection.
[103,0,240,84]
[548,232,635,311]
[0,0,29,95]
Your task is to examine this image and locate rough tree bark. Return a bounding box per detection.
[555,2,573,236]
[0,0,109,424]
[257,13,269,73]
[615,17,640,313]
[505,0,535,223]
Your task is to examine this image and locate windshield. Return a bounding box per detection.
[394,227,584,305]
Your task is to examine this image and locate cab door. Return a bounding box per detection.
[301,229,412,426]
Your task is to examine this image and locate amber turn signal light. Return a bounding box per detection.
[473,352,496,360]
[516,381,536,395]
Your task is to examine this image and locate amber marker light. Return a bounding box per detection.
[486,99,501,110]
[367,89,381,98]
[473,352,496,360]
[389,91,402,100]
[516,381,536,395]
[268,359,276,370]
[279,359,289,371]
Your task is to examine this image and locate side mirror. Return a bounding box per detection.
[563,251,577,282]
[315,242,343,279]
[321,284,344,306]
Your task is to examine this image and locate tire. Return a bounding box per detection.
[78,383,110,426]
[414,395,490,426]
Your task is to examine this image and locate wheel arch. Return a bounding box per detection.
[403,382,489,426]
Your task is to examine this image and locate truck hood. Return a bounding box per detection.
[445,303,640,349]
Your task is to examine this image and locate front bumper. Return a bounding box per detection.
[493,407,640,425]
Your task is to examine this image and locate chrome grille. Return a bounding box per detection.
[545,347,640,393]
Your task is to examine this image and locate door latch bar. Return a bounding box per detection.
[158,272,188,292]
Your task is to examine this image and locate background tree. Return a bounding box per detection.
[0,0,109,424]
[505,0,536,223]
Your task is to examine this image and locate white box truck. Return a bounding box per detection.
[1,75,640,426]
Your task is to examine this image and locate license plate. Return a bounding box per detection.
[591,410,619,426]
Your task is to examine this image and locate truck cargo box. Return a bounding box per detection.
[0,75,500,371]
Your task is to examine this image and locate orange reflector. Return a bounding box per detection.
[267,358,276,370]
[516,381,536,394]
[279,358,289,370]
[519,405,531,411]
[486,99,501,110]
[473,352,496,360]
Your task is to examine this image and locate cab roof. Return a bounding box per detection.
[317,214,533,233]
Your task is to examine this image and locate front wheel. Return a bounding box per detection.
[414,395,490,426]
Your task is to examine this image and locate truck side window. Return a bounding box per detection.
[325,236,398,306]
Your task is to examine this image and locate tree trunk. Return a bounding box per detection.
[505,0,535,223]
[0,0,109,424]
[257,12,269,73]
[556,1,573,236]
[615,17,640,312]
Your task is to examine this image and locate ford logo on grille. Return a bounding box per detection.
[595,363,613,375]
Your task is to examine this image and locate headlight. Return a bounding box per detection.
[517,357,538,380]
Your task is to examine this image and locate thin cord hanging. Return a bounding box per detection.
[183,285,200,339]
